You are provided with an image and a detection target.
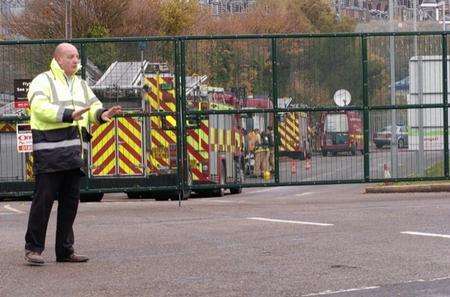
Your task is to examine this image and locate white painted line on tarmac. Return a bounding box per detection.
[295,192,314,197]
[247,217,333,226]
[302,276,450,296]
[209,200,235,203]
[401,231,450,239]
[4,205,25,214]
[302,286,380,296]
[248,188,278,194]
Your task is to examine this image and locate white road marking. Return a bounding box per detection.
[302,276,450,296]
[248,188,278,194]
[4,205,25,214]
[209,200,235,203]
[295,192,314,197]
[401,231,450,239]
[302,286,380,296]
[247,217,333,226]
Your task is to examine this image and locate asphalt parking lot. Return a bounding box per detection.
[1,184,450,297]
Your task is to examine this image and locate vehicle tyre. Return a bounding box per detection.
[230,187,242,194]
[398,139,404,148]
[321,149,327,157]
[375,143,383,149]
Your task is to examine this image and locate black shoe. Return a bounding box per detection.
[56,253,89,263]
[25,250,44,266]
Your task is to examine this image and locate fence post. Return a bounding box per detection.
[181,40,189,200]
[80,43,87,81]
[271,37,280,184]
[174,39,186,205]
[361,34,370,182]
[442,33,449,178]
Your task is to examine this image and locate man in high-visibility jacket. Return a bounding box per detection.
[24,43,122,265]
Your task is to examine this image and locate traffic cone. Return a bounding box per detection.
[291,159,297,174]
[305,158,312,170]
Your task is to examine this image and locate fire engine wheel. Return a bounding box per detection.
[80,192,104,202]
[230,187,242,195]
[322,150,327,157]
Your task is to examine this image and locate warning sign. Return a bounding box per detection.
[14,79,31,109]
[16,123,33,153]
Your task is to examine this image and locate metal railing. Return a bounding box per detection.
[0,32,449,198]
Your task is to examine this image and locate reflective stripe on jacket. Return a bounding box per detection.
[28,59,107,174]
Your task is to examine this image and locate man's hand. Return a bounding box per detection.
[101,105,122,122]
[72,107,90,121]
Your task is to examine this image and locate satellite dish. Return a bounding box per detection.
[333,89,351,107]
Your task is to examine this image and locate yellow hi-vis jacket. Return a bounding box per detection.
[27,59,107,174]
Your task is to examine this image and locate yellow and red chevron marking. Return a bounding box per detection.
[145,76,176,130]
[117,117,143,176]
[279,112,299,152]
[25,154,34,181]
[0,122,16,132]
[91,121,116,176]
[145,75,178,174]
[148,117,176,174]
[187,120,209,181]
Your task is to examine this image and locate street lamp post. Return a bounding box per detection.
[414,0,425,176]
[389,0,398,177]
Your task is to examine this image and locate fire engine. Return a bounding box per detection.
[90,61,244,200]
[241,97,311,161]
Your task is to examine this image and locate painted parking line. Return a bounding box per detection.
[4,205,25,214]
[295,192,314,197]
[302,276,450,296]
[401,231,450,239]
[247,217,333,226]
[247,188,278,194]
[302,286,380,296]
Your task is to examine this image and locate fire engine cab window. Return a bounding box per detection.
[325,114,348,133]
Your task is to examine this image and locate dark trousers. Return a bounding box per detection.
[25,169,80,258]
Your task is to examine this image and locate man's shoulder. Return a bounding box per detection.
[31,71,52,82]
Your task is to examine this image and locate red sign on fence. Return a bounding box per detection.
[14,79,31,109]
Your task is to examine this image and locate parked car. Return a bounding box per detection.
[373,125,408,148]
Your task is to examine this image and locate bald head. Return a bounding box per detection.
[53,43,79,76]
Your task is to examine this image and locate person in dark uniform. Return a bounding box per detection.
[24,43,122,265]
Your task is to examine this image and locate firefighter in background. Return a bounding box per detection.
[245,128,258,176]
[254,128,270,178]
